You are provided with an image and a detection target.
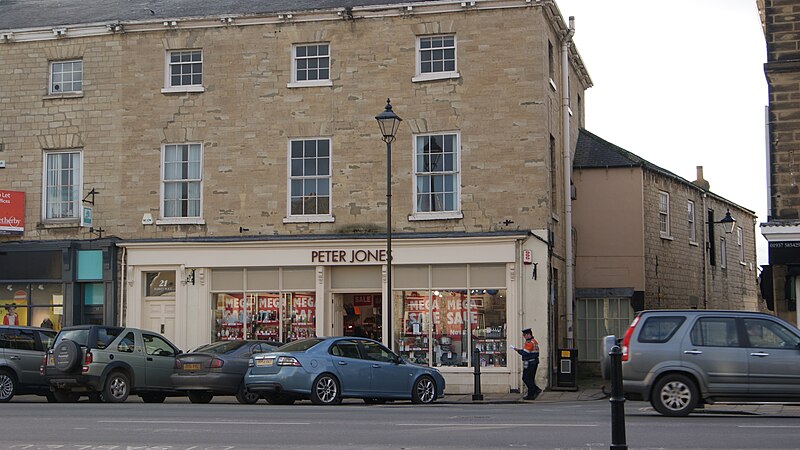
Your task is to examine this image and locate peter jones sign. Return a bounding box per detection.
[311,249,387,264]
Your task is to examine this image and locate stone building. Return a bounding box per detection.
[758,0,800,328]
[0,0,591,393]
[573,129,760,367]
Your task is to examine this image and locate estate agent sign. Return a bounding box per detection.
[0,190,24,235]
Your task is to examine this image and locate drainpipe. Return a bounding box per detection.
[562,16,575,344]
[702,193,709,309]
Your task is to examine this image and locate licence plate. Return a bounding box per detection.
[183,363,201,371]
[255,358,274,367]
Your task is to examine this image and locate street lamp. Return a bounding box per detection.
[715,209,736,234]
[376,99,402,350]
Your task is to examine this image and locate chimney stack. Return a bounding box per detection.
[692,166,710,191]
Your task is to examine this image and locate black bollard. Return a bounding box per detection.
[472,347,484,401]
[609,344,627,450]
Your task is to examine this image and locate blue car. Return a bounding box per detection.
[245,337,445,405]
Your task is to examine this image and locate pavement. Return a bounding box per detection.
[441,378,800,417]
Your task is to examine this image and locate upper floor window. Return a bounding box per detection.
[163,50,204,93]
[161,143,202,221]
[687,200,696,243]
[50,60,82,94]
[43,150,81,220]
[287,138,332,221]
[737,226,744,263]
[658,191,670,237]
[413,35,459,82]
[289,43,332,88]
[413,133,460,219]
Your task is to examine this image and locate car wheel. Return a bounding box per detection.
[53,339,82,373]
[103,371,130,403]
[651,374,698,417]
[45,392,58,403]
[188,391,214,404]
[236,384,260,404]
[310,374,341,405]
[363,397,387,404]
[52,390,80,403]
[141,393,167,403]
[0,369,17,403]
[264,394,296,405]
[411,376,437,404]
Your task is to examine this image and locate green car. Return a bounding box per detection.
[42,325,182,403]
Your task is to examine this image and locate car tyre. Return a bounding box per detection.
[141,393,167,403]
[411,375,437,404]
[0,369,17,402]
[103,371,130,403]
[235,384,260,404]
[53,339,82,373]
[45,392,58,403]
[265,394,296,405]
[310,374,341,405]
[188,391,214,404]
[52,390,80,403]
[651,373,698,417]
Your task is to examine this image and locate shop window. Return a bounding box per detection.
[576,297,634,361]
[213,291,316,343]
[1,285,28,326]
[1,284,63,328]
[394,287,507,368]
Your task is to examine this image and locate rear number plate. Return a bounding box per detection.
[183,363,201,371]
[256,359,274,367]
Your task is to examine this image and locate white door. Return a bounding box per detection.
[144,300,176,343]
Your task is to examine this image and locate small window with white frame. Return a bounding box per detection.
[737,226,744,263]
[42,150,82,221]
[720,237,727,269]
[160,143,203,222]
[49,60,83,94]
[413,35,459,82]
[659,191,670,237]
[289,43,332,88]
[687,200,696,243]
[163,49,204,93]
[412,133,461,220]
[286,138,332,222]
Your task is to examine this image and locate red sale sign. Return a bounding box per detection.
[0,190,24,235]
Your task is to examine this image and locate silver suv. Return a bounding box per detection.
[602,310,800,416]
[43,325,182,403]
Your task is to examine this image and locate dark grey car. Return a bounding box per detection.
[0,325,56,402]
[602,310,800,416]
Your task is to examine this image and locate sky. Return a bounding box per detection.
[555,0,769,265]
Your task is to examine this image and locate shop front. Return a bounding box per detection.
[119,231,549,394]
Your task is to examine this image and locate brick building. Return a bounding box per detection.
[758,0,800,328]
[0,0,592,392]
[573,129,760,366]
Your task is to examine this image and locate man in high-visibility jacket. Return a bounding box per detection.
[512,327,541,400]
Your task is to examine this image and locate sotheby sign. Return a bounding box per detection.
[0,190,24,235]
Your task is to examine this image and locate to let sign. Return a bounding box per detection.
[0,190,24,235]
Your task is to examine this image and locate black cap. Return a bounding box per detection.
[521,328,532,334]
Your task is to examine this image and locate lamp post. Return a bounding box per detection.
[376,99,402,350]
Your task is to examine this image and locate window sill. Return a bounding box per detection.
[283,215,335,224]
[412,72,461,83]
[408,211,463,221]
[689,240,699,247]
[37,220,80,229]
[660,234,673,241]
[161,86,205,94]
[43,92,83,100]
[551,212,560,222]
[287,80,333,88]
[549,78,557,91]
[156,218,206,226]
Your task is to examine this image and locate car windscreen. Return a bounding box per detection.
[53,329,90,348]
[195,340,249,354]
[277,338,324,352]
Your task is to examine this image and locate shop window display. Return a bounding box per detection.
[1,284,63,329]
[213,291,316,342]
[394,289,507,368]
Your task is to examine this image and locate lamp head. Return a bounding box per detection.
[375,98,402,144]
[720,209,736,234]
